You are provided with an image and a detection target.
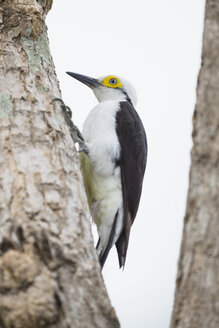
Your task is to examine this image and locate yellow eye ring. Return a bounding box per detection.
[102,76,123,88]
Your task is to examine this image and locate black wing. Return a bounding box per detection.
[115,101,147,267]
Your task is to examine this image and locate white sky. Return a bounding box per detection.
[47,1,205,327]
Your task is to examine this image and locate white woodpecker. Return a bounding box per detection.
[67,72,147,269]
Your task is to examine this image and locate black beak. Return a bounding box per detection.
[66,72,100,88]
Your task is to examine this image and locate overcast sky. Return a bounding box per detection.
[47,1,205,327]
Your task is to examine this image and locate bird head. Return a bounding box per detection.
[66,72,137,106]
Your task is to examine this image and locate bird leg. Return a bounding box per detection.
[53,98,89,155]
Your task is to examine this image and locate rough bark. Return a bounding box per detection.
[170,1,219,327]
[0,1,119,327]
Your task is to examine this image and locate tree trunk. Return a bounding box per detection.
[0,1,119,327]
[170,1,219,327]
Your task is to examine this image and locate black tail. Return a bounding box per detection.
[115,232,127,268]
[96,211,118,269]
[115,212,132,268]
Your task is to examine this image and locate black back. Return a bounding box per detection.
[115,101,147,267]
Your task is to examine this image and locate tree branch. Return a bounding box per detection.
[170,1,219,327]
[0,1,119,327]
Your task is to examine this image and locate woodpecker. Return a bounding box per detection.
[66,72,147,269]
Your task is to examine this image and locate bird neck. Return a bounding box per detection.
[93,86,128,104]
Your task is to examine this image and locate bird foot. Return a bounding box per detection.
[52,98,89,155]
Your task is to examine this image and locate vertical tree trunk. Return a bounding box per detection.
[0,1,119,327]
[170,1,219,327]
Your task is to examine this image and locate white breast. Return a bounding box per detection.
[82,100,121,176]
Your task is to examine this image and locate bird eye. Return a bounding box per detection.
[102,76,122,88]
[109,78,117,85]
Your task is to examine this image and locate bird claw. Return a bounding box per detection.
[52,98,89,155]
[79,144,89,154]
[53,98,72,118]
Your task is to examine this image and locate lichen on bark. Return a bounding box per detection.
[0,1,119,327]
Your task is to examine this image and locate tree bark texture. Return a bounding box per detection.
[0,1,119,327]
[170,1,219,327]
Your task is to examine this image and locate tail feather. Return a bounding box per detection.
[96,211,118,269]
[116,212,132,268]
[115,232,127,268]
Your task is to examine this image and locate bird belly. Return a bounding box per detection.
[80,101,123,252]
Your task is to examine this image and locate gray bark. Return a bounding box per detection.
[0,1,119,327]
[170,1,219,327]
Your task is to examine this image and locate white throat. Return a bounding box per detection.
[93,86,127,103]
